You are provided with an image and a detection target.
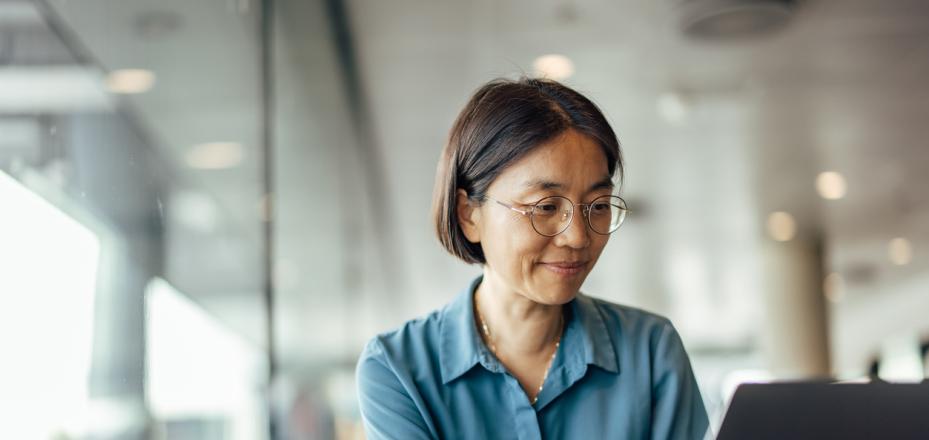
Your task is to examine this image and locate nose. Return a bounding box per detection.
[554,206,590,249]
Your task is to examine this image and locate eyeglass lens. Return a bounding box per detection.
[530,196,626,236]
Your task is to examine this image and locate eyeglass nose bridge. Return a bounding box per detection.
[557,203,595,220]
[549,202,597,235]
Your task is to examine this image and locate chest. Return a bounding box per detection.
[430,367,652,440]
[499,353,558,400]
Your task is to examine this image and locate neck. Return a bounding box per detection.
[474,269,564,356]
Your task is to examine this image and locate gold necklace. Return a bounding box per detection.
[474,296,563,405]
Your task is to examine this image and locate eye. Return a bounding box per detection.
[590,202,611,213]
[534,202,559,216]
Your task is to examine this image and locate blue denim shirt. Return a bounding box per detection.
[356,277,710,439]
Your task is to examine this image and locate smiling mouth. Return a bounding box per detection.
[539,261,588,276]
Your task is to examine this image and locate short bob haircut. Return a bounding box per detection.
[432,77,624,265]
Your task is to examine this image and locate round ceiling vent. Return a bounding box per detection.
[678,0,795,40]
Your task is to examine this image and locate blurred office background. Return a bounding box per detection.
[1,0,927,438]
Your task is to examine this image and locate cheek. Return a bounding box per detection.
[507,233,549,272]
[518,238,549,271]
[590,235,610,258]
[482,217,548,274]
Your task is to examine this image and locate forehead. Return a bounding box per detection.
[493,129,612,191]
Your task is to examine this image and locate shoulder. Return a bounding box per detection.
[581,293,676,342]
[578,293,691,370]
[580,294,698,392]
[355,312,447,439]
[356,306,446,378]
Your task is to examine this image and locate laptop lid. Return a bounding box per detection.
[717,381,929,440]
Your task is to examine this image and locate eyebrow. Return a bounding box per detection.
[522,176,614,192]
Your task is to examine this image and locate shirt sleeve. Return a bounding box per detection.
[649,322,711,440]
[356,339,436,440]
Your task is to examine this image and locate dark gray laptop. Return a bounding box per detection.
[717,381,929,440]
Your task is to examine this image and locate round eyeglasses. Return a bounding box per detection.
[483,195,628,237]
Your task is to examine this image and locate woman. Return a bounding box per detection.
[356,77,710,439]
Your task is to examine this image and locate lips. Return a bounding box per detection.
[542,261,586,268]
[540,261,588,276]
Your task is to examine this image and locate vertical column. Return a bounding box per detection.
[760,237,831,379]
[70,113,164,439]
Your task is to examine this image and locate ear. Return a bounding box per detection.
[456,189,481,243]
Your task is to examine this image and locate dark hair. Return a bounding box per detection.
[432,77,623,264]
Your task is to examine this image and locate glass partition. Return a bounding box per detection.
[0,0,270,438]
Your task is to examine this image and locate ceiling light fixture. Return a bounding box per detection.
[185,142,244,170]
[105,69,156,94]
[678,0,795,40]
[816,171,847,200]
[532,54,575,80]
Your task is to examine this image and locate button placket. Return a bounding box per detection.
[503,372,543,440]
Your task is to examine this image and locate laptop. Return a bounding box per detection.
[717,381,929,440]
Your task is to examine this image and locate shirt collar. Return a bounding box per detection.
[439,276,485,384]
[439,276,619,384]
[568,290,620,374]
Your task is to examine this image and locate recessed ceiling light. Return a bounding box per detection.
[888,237,913,266]
[105,69,156,94]
[185,142,243,170]
[532,54,575,81]
[680,0,794,40]
[766,211,796,242]
[816,171,847,200]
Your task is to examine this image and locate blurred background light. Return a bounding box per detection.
[532,54,575,80]
[657,92,690,125]
[888,237,913,266]
[104,69,156,94]
[0,170,99,439]
[823,272,845,304]
[145,278,267,439]
[877,334,925,382]
[185,142,244,170]
[170,190,219,232]
[0,67,111,112]
[816,171,847,200]
[766,211,796,242]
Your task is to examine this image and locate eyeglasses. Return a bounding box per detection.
[483,194,628,237]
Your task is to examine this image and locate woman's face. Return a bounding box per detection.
[460,128,614,305]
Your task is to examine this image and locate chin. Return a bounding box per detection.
[534,280,583,305]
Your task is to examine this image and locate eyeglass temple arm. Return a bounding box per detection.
[489,198,532,216]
